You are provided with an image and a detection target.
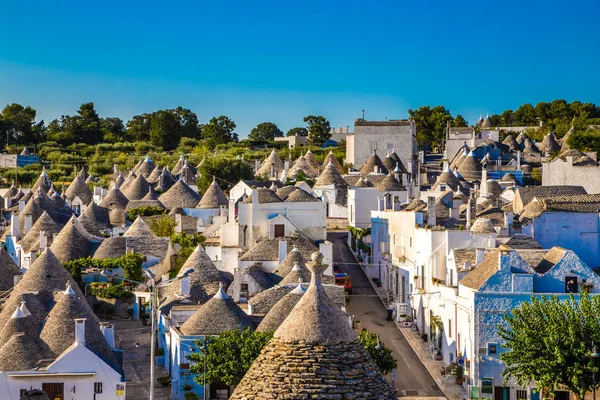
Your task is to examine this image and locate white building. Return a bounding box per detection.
[346,119,416,173]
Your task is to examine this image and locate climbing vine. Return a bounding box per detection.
[63,252,146,288]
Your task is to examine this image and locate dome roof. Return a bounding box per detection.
[481,114,494,128]
[64,176,93,205]
[179,284,252,336]
[122,174,150,201]
[197,178,228,209]
[502,135,519,151]
[359,150,388,175]
[321,151,343,173]
[538,132,560,154]
[256,280,306,332]
[158,179,202,209]
[231,252,394,399]
[470,218,497,234]
[457,151,482,181]
[255,150,285,178]
[376,173,405,192]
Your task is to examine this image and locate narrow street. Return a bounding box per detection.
[330,233,444,398]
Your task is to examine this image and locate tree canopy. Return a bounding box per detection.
[248,122,283,141]
[358,329,398,375]
[189,328,273,387]
[287,127,308,137]
[195,157,254,193]
[408,105,455,146]
[201,115,238,148]
[498,293,600,399]
[304,115,331,146]
[0,103,44,147]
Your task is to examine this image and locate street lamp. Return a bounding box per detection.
[199,341,208,400]
[101,268,193,400]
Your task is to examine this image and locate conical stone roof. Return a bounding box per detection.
[431,166,461,192]
[231,252,395,399]
[99,185,129,225]
[0,248,20,291]
[321,150,343,173]
[122,174,150,201]
[314,161,349,189]
[31,169,52,194]
[359,150,388,175]
[539,132,560,154]
[171,155,186,176]
[523,138,541,154]
[18,211,61,254]
[65,175,93,205]
[119,171,137,192]
[481,114,494,128]
[147,165,162,184]
[256,280,306,332]
[382,152,397,173]
[389,150,408,173]
[83,201,111,230]
[114,173,125,187]
[123,216,157,238]
[274,246,306,278]
[4,182,18,199]
[137,155,156,178]
[280,262,311,285]
[255,150,285,177]
[159,179,202,209]
[156,167,176,192]
[304,149,320,171]
[502,135,519,151]
[457,151,482,181]
[179,284,252,336]
[289,156,318,178]
[49,216,103,263]
[561,127,574,152]
[197,178,228,209]
[376,173,405,192]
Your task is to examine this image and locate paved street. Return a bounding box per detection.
[111,319,171,400]
[330,233,444,398]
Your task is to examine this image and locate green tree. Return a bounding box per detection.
[126,113,152,141]
[149,214,177,237]
[567,129,600,154]
[149,110,182,150]
[499,294,600,399]
[513,103,537,126]
[453,115,468,127]
[304,115,331,146]
[358,329,398,375]
[195,157,254,193]
[201,116,238,149]
[75,102,103,144]
[189,328,274,387]
[248,122,283,141]
[0,103,43,146]
[101,117,126,142]
[287,127,308,137]
[172,106,200,139]
[408,105,453,147]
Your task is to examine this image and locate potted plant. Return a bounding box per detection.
[140,312,150,326]
[354,319,362,330]
[182,383,193,392]
[155,347,165,366]
[455,365,464,384]
[397,313,408,323]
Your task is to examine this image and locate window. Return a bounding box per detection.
[94,382,103,394]
[488,343,497,355]
[516,390,527,400]
[565,276,578,293]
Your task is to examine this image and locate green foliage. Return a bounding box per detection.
[127,206,167,221]
[304,115,331,146]
[408,105,454,147]
[453,115,468,127]
[358,329,398,375]
[64,253,145,286]
[171,232,206,272]
[189,328,274,387]
[45,102,104,145]
[89,283,133,299]
[195,157,254,193]
[149,215,177,238]
[0,103,44,147]
[150,110,182,151]
[498,293,600,399]
[200,115,238,149]
[248,122,283,141]
[287,127,308,137]
[184,393,199,400]
[567,129,600,154]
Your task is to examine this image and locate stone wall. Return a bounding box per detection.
[347,120,416,173]
[542,160,600,194]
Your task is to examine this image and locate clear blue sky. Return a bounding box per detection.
[1,0,598,137]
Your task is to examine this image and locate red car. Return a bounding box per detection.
[334,273,352,294]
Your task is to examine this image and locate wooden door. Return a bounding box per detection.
[274,224,285,238]
[42,383,64,400]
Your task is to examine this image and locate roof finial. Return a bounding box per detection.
[64,281,76,296]
[214,282,228,299]
[19,301,31,316]
[290,278,306,294]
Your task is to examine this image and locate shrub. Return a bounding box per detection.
[128,206,166,221]
[89,283,133,300]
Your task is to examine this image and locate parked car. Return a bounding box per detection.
[334,273,352,294]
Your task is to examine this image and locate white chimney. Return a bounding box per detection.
[233,267,241,303]
[13,274,22,286]
[39,230,47,250]
[74,318,86,345]
[517,151,521,169]
[10,213,21,239]
[278,240,288,264]
[505,212,514,236]
[466,199,473,229]
[24,214,33,234]
[100,322,115,349]
[175,214,183,233]
[374,165,378,174]
[480,164,488,199]
[426,196,436,227]
[18,200,25,212]
[228,199,236,224]
[283,161,290,180]
[113,163,118,174]
[252,188,259,205]
[475,249,485,266]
